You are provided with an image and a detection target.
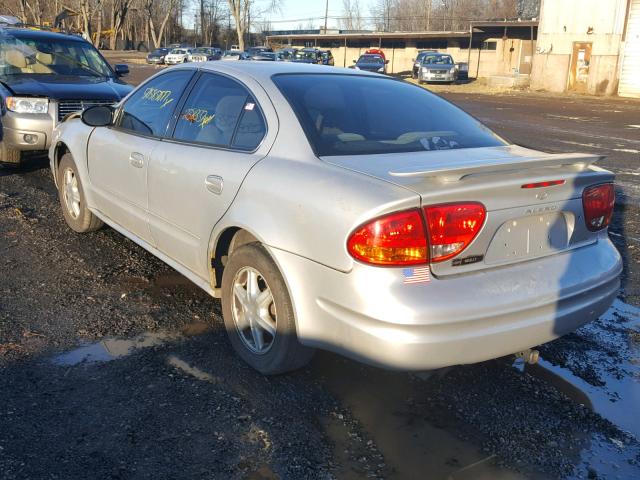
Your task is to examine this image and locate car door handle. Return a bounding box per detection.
[205,175,224,195]
[129,152,145,168]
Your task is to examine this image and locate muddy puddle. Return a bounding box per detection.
[314,354,527,480]
[51,322,212,366]
[529,299,640,439]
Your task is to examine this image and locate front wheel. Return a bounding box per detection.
[57,153,103,233]
[221,243,315,374]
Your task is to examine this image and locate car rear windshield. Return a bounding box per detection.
[273,74,506,156]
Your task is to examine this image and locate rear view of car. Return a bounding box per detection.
[50,64,621,375]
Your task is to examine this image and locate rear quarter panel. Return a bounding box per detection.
[210,155,420,272]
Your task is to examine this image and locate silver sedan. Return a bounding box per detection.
[49,62,621,374]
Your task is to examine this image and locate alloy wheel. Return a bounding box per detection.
[231,266,277,354]
[62,168,81,219]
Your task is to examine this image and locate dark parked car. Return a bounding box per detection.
[246,46,273,57]
[353,54,388,73]
[293,48,324,64]
[320,50,334,66]
[0,27,132,167]
[146,47,171,65]
[276,48,298,61]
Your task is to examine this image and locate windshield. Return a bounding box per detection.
[422,55,453,65]
[193,48,210,54]
[152,48,169,55]
[295,51,317,60]
[0,33,113,77]
[273,74,506,156]
[358,55,383,64]
[224,50,241,57]
[171,49,188,55]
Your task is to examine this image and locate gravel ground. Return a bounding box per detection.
[1,65,639,479]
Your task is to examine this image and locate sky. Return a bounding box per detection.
[254,0,377,31]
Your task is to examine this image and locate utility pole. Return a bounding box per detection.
[324,0,328,33]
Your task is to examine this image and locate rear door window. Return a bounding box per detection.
[171,72,265,150]
[118,70,193,137]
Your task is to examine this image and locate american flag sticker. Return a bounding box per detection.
[402,266,431,284]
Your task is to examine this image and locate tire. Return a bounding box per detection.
[221,243,315,375]
[0,146,23,168]
[57,153,103,233]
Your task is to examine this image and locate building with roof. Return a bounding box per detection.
[266,21,538,83]
[531,0,639,97]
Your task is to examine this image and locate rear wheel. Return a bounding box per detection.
[221,243,315,374]
[57,153,103,233]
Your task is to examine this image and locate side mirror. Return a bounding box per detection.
[352,59,356,63]
[385,59,389,64]
[82,105,114,127]
[411,58,415,62]
[114,64,129,77]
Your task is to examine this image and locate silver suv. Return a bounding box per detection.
[0,26,132,167]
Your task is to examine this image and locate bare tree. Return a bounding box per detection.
[226,0,281,51]
[340,0,364,30]
[144,0,178,48]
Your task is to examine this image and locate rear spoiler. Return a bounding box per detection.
[388,152,603,183]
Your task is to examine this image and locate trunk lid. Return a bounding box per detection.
[324,145,614,276]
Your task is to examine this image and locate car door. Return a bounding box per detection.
[147,72,270,278]
[87,69,195,244]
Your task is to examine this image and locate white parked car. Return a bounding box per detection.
[49,62,621,375]
[164,48,191,65]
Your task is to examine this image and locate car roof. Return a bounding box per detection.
[177,59,379,85]
[0,27,88,43]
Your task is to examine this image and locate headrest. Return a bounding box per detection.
[214,96,245,132]
[5,50,27,68]
[36,52,53,64]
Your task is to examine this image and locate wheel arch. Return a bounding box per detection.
[51,141,71,188]
[209,226,262,291]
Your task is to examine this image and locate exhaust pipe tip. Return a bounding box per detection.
[515,348,540,365]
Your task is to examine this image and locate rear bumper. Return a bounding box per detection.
[267,236,622,370]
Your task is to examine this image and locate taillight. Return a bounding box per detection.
[347,209,428,266]
[582,183,615,231]
[424,202,486,262]
[521,180,565,189]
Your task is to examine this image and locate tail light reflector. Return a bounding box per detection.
[347,209,428,266]
[424,202,486,262]
[582,183,615,231]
